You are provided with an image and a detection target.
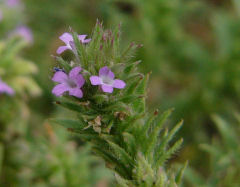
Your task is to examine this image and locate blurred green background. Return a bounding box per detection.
[1,0,240,186]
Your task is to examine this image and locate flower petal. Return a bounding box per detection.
[78,35,91,43]
[69,67,81,79]
[99,66,110,76]
[101,85,113,93]
[52,71,68,83]
[0,81,14,95]
[0,11,2,22]
[52,83,69,97]
[78,35,87,41]
[83,38,91,43]
[69,41,76,51]
[57,46,69,54]
[108,70,115,79]
[90,76,101,85]
[69,88,83,98]
[59,32,73,44]
[6,0,20,7]
[73,74,85,88]
[113,79,126,89]
[99,66,115,79]
[13,26,33,44]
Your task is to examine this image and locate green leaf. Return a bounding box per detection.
[93,94,109,104]
[156,138,183,167]
[184,167,206,186]
[0,144,3,176]
[50,118,85,130]
[126,77,142,95]
[144,109,173,157]
[115,174,129,187]
[132,73,149,113]
[88,20,103,52]
[72,32,88,67]
[106,139,135,169]
[175,161,188,185]
[56,100,96,115]
[55,56,71,72]
[121,42,139,62]
[200,144,221,157]
[212,114,238,149]
[123,60,141,75]
[155,120,183,155]
[116,95,140,103]
[122,132,137,156]
[112,24,121,61]
[135,153,155,184]
[93,146,131,179]
[141,110,159,138]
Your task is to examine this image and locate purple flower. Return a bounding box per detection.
[90,66,126,93]
[11,26,33,44]
[57,32,91,54]
[0,78,14,95]
[6,0,20,7]
[0,10,3,22]
[52,66,85,98]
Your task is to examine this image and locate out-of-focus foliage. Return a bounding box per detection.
[0,37,40,186]
[15,123,112,187]
[0,0,25,34]
[185,113,240,187]
[0,1,112,186]
[99,0,240,141]
[0,1,40,185]
[0,37,40,122]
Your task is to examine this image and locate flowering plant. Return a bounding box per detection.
[52,21,187,186]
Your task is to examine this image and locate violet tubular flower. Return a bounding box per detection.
[0,10,3,22]
[52,66,85,98]
[6,0,20,7]
[0,78,14,95]
[12,26,33,44]
[57,32,91,54]
[90,66,126,93]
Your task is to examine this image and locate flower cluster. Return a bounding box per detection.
[52,32,126,98]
